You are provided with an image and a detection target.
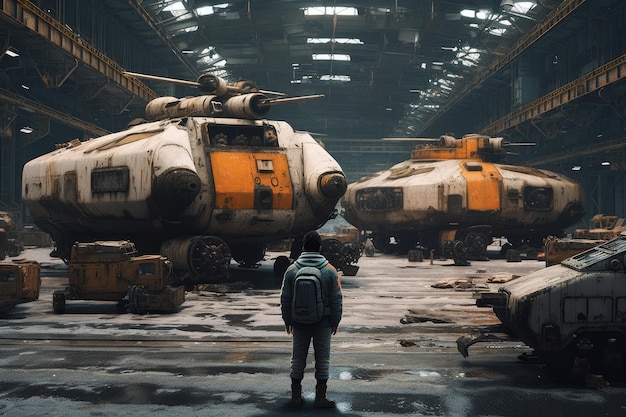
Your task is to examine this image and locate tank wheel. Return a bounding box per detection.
[128,285,146,314]
[575,333,626,382]
[322,238,343,257]
[322,238,344,269]
[190,236,232,283]
[464,232,488,260]
[452,240,470,266]
[543,334,626,383]
[273,255,291,277]
[52,291,66,314]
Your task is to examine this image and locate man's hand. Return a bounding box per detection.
[332,327,338,335]
[285,324,292,335]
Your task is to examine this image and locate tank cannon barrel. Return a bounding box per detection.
[144,93,324,121]
[259,94,325,105]
[125,71,286,97]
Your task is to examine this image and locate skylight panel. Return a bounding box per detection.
[456,46,480,67]
[200,59,227,76]
[513,2,536,14]
[460,9,489,19]
[312,54,351,61]
[320,75,351,81]
[307,38,363,44]
[303,7,358,16]
[196,6,214,16]
[196,3,230,16]
[489,28,507,36]
[197,53,224,66]
[164,1,185,12]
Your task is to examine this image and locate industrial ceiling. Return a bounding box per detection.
[105,0,558,138]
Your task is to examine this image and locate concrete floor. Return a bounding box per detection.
[0,247,625,416]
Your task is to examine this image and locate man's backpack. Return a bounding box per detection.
[292,266,325,324]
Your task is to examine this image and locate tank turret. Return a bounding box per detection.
[22,72,346,286]
[125,71,324,121]
[341,134,584,260]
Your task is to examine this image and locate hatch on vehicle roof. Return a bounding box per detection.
[561,233,626,271]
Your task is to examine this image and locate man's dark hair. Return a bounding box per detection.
[302,231,322,252]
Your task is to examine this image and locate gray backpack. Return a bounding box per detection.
[292,266,325,324]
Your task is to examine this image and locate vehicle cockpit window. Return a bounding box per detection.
[138,263,156,276]
[203,123,279,148]
[0,271,16,282]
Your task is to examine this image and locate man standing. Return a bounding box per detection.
[280,231,343,408]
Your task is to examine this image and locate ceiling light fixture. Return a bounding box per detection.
[5,46,19,57]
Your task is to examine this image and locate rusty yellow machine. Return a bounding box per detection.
[543,214,626,266]
[52,241,184,314]
[341,134,584,260]
[21,72,347,285]
[0,260,41,312]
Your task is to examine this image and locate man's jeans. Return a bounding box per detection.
[289,324,333,380]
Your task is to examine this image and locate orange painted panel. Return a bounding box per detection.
[210,151,293,210]
[461,161,502,211]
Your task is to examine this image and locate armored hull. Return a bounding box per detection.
[342,134,584,256]
[467,235,626,380]
[22,117,346,282]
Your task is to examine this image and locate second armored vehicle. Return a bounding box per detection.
[342,134,584,258]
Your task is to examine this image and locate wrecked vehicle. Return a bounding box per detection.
[543,214,626,266]
[319,225,361,276]
[342,134,584,260]
[0,260,41,312]
[53,241,184,314]
[459,234,626,380]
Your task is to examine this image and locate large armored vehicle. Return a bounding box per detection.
[0,260,41,312]
[22,72,347,284]
[342,134,584,258]
[459,234,626,381]
[53,240,184,314]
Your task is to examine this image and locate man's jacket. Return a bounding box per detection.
[280,252,343,328]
